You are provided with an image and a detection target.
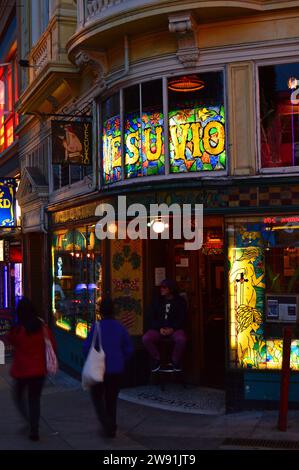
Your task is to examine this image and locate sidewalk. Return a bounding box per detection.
[1,363,299,450]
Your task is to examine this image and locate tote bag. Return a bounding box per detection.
[43,326,58,376]
[82,321,106,390]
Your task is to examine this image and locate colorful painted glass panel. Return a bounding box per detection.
[141,111,165,176]
[102,115,122,184]
[228,219,299,370]
[125,112,165,178]
[125,113,141,178]
[169,105,226,173]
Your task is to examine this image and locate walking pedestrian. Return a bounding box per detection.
[8,297,56,441]
[83,297,133,438]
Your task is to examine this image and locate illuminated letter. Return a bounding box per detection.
[111,136,121,168]
[144,126,163,161]
[169,124,190,160]
[125,131,139,165]
[203,121,225,155]
[190,123,202,158]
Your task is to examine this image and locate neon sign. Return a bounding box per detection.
[264,216,299,224]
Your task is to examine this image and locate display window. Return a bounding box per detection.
[52,225,102,338]
[227,216,299,370]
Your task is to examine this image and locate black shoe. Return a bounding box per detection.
[151,360,161,372]
[172,362,182,372]
[29,433,39,441]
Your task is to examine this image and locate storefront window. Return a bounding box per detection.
[101,71,225,185]
[259,62,299,169]
[227,216,299,370]
[52,226,102,338]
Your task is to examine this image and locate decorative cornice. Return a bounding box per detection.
[74,49,108,87]
[168,12,199,68]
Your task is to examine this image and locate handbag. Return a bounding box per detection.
[43,326,58,376]
[82,321,106,390]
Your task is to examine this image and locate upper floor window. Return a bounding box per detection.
[259,62,299,169]
[0,53,18,154]
[101,71,226,185]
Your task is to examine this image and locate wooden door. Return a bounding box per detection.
[168,241,202,383]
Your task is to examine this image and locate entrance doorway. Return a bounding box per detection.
[147,216,225,388]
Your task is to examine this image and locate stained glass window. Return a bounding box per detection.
[101,72,225,183]
[168,72,225,173]
[124,85,141,179]
[102,93,122,184]
[227,217,299,371]
[124,81,165,179]
[141,80,165,176]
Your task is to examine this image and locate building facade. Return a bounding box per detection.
[16,0,299,406]
[0,0,22,315]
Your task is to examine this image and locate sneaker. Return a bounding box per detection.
[151,361,161,372]
[172,362,182,372]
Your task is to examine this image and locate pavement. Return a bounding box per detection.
[1,362,299,451]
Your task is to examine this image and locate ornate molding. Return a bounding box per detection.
[168,12,199,68]
[74,49,108,87]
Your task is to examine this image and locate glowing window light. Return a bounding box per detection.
[168,75,205,93]
[6,118,13,147]
[0,115,4,148]
[76,321,88,339]
[56,319,72,331]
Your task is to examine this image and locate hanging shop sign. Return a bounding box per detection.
[0,179,16,227]
[52,120,92,165]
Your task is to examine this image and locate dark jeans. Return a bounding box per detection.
[13,376,45,435]
[90,374,122,436]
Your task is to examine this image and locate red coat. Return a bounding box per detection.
[8,325,56,379]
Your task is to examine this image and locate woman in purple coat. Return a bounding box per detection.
[83,298,133,438]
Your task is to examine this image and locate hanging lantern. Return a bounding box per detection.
[168,75,205,92]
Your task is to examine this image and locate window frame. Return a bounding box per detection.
[0,52,18,154]
[256,57,299,175]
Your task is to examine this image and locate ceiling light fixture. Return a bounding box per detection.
[168,75,205,93]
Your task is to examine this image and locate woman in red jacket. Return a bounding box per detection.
[8,297,56,441]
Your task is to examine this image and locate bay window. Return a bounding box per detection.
[101,71,226,185]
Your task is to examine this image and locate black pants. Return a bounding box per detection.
[90,374,122,435]
[13,376,45,435]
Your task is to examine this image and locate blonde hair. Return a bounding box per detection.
[237,247,260,261]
